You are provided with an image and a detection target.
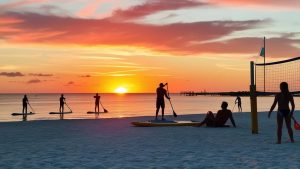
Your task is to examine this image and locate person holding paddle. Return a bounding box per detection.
[268,82,295,144]
[155,83,170,121]
[235,95,242,112]
[59,94,66,113]
[22,94,29,114]
[94,93,101,113]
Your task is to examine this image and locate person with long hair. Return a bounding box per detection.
[268,82,295,144]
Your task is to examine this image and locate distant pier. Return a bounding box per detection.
[180,91,250,96]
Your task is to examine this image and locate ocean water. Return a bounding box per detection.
[0,93,298,122]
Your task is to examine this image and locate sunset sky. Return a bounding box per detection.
[1,0,300,93]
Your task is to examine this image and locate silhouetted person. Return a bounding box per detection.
[59,94,65,113]
[94,93,101,113]
[235,96,242,112]
[197,101,236,127]
[268,82,295,144]
[22,95,28,114]
[155,83,170,120]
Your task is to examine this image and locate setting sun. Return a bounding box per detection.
[115,87,127,94]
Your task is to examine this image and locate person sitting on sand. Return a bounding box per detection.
[156,83,170,120]
[235,95,242,112]
[196,101,236,127]
[94,93,100,113]
[22,94,29,114]
[59,94,65,113]
[268,82,295,144]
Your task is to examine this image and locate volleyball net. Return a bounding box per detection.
[255,56,300,94]
[250,56,300,134]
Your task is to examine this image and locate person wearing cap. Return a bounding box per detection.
[155,83,170,120]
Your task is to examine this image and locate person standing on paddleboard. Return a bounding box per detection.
[268,82,295,144]
[59,94,66,113]
[22,94,29,114]
[94,93,101,113]
[156,83,170,120]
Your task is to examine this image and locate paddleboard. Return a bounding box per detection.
[132,120,201,127]
[87,111,108,114]
[49,111,72,114]
[11,112,35,116]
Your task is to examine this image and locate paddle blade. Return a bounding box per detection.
[104,109,108,113]
[173,111,177,117]
[294,120,300,130]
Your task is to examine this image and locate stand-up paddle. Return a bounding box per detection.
[232,102,236,112]
[65,102,73,113]
[166,83,177,117]
[100,101,108,113]
[28,102,36,114]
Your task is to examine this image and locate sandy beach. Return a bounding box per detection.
[1,111,300,169]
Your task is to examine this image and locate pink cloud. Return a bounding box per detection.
[0,12,279,56]
[1,10,300,58]
[210,0,300,9]
[111,0,207,21]
[0,0,47,12]
[77,0,108,18]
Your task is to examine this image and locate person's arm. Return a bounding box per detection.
[290,95,295,116]
[164,90,170,100]
[268,95,278,118]
[229,111,236,128]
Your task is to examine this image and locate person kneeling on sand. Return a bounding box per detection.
[196,101,236,127]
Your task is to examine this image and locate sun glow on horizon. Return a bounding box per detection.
[114,87,128,94]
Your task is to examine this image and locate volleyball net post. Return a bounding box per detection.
[250,61,258,134]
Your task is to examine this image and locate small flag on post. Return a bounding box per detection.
[260,47,265,57]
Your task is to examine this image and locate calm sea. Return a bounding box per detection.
[0,93,297,122]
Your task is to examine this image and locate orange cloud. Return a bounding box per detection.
[0,12,268,55]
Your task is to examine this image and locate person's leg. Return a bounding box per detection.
[155,107,159,120]
[155,100,161,120]
[59,104,62,112]
[285,115,294,143]
[25,105,27,114]
[22,106,25,114]
[277,114,284,144]
[161,102,165,120]
[198,111,215,127]
[161,108,165,120]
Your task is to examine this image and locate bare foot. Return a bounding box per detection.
[291,139,295,143]
[276,141,281,144]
